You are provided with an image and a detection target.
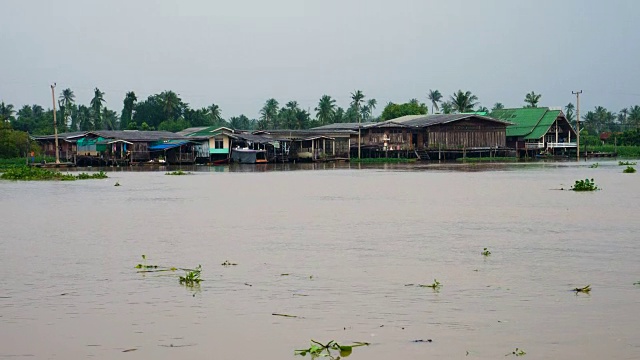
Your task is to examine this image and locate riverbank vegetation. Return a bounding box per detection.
[0,166,107,181]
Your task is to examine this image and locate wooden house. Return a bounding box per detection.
[490,108,577,157]
[177,126,235,163]
[31,131,87,161]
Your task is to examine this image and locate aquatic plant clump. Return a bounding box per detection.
[179,265,202,287]
[295,340,369,359]
[165,170,192,175]
[419,279,442,289]
[481,247,491,256]
[618,161,637,166]
[588,163,599,168]
[623,166,636,173]
[0,166,108,181]
[506,348,527,357]
[570,179,598,191]
[573,285,591,293]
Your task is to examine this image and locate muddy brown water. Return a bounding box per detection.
[1,160,639,359]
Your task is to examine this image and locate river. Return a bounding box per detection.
[1,160,639,359]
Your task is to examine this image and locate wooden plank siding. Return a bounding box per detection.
[425,120,506,149]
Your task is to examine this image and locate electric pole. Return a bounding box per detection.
[51,83,60,164]
[357,104,361,160]
[572,90,582,161]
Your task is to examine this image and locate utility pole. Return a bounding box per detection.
[572,90,582,162]
[357,105,361,160]
[51,83,60,164]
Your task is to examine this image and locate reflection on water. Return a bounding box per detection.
[1,160,639,360]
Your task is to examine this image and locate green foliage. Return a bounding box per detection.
[0,166,108,181]
[179,265,202,287]
[419,279,442,289]
[380,100,428,121]
[165,170,191,175]
[449,90,478,113]
[623,166,636,173]
[573,285,591,293]
[0,123,40,158]
[570,178,598,191]
[618,161,637,165]
[589,163,599,168]
[506,348,527,357]
[524,91,541,108]
[481,248,491,256]
[295,340,369,359]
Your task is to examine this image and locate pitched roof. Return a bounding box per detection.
[310,122,375,131]
[87,130,186,142]
[390,114,511,128]
[31,131,87,141]
[489,108,551,138]
[524,110,561,140]
[178,126,234,137]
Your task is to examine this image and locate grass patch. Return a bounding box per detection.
[585,145,640,158]
[351,157,416,164]
[0,166,108,181]
[623,166,636,173]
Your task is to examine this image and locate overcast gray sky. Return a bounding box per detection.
[2,0,639,118]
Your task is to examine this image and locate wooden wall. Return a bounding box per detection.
[425,120,506,149]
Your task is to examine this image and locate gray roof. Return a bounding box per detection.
[31,131,87,141]
[394,114,511,127]
[175,127,208,136]
[310,122,376,131]
[87,130,187,142]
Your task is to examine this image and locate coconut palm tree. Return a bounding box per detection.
[260,98,279,129]
[90,88,105,129]
[159,90,180,121]
[441,101,454,114]
[315,95,336,125]
[524,91,542,108]
[450,90,478,113]
[360,104,371,121]
[120,91,137,130]
[208,103,222,125]
[351,90,365,159]
[564,103,575,126]
[629,105,640,129]
[0,101,15,122]
[477,106,489,113]
[427,89,442,114]
[492,102,504,111]
[367,99,377,118]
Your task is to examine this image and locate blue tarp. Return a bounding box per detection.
[148,141,188,151]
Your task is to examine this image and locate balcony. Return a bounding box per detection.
[547,142,577,148]
[525,142,545,149]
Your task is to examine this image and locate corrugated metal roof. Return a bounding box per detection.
[490,108,550,138]
[310,122,375,130]
[87,130,185,142]
[524,110,561,140]
[389,114,511,128]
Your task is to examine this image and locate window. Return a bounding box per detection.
[214,138,224,149]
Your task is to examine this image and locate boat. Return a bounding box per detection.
[230,148,268,164]
[211,158,230,165]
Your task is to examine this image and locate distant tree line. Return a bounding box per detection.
[1,87,640,144]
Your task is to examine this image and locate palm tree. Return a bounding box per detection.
[0,101,15,122]
[120,91,137,130]
[260,98,279,129]
[524,91,542,108]
[492,102,505,111]
[315,95,336,125]
[564,103,575,126]
[441,101,454,114]
[618,107,628,128]
[351,90,365,159]
[159,90,180,121]
[427,89,442,114]
[367,99,377,118]
[450,90,478,113]
[477,106,489,113]
[360,104,371,121]
[208,103,222,125]
[629,105,640,129]
[90,88,105,129]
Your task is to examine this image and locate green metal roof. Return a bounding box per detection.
[524,110,560,140]
[490,108,553,138]
[182,126,232,137]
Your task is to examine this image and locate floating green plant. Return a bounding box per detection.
[505,348,526,356]
[481,247,491,256]
[179,265,202,287]
[573,285,591,293]
[165,170,191,176]
[623,166,636,173]
[589,163,599,168]
[0,166,108,181]
[114,181,121,186]
[618,161,637,166]
[294,340,369,359]
[570,179,599,191]
[419,279,442,290]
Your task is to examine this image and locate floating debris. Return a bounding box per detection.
[221,260,237,266]
[572,285,591,293]
[272,313,297,318]
[505,348,526,356]
[122,348,137,353]
[412,339,433,343]
[481,247,492,256]
[295,340,369,358]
